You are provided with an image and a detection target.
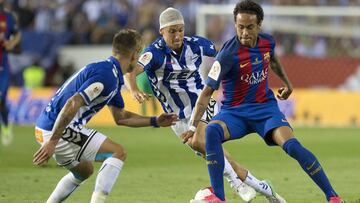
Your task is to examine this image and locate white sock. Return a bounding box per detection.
[244,172,273,197]
[91,157,124,203]
[223,157,243,188]
[46,172,82,203]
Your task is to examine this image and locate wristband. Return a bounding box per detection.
[150,116,159,127]
[189,125,197,132]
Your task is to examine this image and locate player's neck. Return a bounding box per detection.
[112,54,130,74]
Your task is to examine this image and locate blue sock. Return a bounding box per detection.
[205,123,225,201]
[0,103,9,126]
[283,138,338,201]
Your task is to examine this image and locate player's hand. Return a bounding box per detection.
[33,140,57,166]
[276,86,292,100]
[131,90,150,104]
[3,40,15,51]
[181,130,195,144]
[156,113,179,127]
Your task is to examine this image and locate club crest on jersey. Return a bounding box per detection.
[208,61,221,81]
[139,52,152,66]
[263,52,270,62]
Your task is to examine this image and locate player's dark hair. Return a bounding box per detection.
[112,29,142,56]
[233,0,264,24]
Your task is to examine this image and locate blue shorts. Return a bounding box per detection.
[212,101,292,146]
[0,70,9,102]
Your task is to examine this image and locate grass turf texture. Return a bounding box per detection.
[0,126,359,203]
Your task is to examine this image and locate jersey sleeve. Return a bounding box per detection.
[7,13,19,35]
[206,47,233,90]
[193,36,217,57]
[78,69,116,105]
[107,89,125,108]
[137,47,163,72]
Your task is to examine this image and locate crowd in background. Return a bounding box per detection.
[3,0,360,86]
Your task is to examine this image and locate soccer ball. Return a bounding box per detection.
[193,187,214,200]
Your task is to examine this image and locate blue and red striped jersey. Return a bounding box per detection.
[206,33,276,109]
[0,10,18,68]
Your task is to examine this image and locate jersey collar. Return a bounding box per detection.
[160,37,187,56]
[107,56,123,76]
[107,56,124,85]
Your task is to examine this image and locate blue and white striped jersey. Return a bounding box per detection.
[138,36,216,119]
[36,56,125,131]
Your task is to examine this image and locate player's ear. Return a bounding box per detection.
[159,28,163,35]
[257,20,263,29]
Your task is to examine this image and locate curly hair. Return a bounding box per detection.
[233,0,264,24]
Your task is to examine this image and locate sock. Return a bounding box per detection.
[91,157,124,203]
[223,157,244,188]
[46,172,83,203]
[283,138,338,201]
[205,123,225,201]
[244,172,273,197]
[0,103,8,126]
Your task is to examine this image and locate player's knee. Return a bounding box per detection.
[205,123,224,143]
[189,136,204,153]
[111,145,127,161]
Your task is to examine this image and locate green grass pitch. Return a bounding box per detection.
[0,126,359,203]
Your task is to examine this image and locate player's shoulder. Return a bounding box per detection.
[85,59,118,80]
[185,35,214,46]
[145,38,166,55]
[218,36,239,55]
[258,33,275,44]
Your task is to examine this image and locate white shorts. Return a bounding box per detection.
[171,97,219,137]
[35,123,107,169]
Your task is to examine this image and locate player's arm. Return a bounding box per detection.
[33,93,85,165]
[124,64,149,103]
[108,105,178,127]
[270,55,293,100]
[181,85,214,143]
[4,31,21,51]
[4,13,21,51]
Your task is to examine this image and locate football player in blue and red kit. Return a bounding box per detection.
[0,0,21,145]
[182,1,343,203]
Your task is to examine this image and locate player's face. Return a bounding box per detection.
[160,24,185,52]
[235,13,261,47]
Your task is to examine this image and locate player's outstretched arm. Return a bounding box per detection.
[109,105,178,127]
[33,93,85,166]
[124,64,150,103]
[270,55,293,100]
[181,85,214,143]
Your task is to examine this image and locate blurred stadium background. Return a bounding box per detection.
[0,0,359,202]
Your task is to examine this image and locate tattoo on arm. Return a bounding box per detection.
[51,94,85,142]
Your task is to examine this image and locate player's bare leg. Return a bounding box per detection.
[90,138,126,203]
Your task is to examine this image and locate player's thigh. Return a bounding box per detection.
[97,138,126,161]
[69,161,94,180]
[211,111,249,141]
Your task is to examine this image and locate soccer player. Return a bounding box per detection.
[0,0,21,145]
[125,7,285,202]
[33,29,178,203]
[182,1,344,203]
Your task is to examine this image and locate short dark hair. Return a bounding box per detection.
[112,29,142,56]
[233,0,264,24]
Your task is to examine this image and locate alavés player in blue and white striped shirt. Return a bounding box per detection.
[125,7,285,202]
[33,29,178,203]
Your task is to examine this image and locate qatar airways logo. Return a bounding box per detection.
[240,67,269,85]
